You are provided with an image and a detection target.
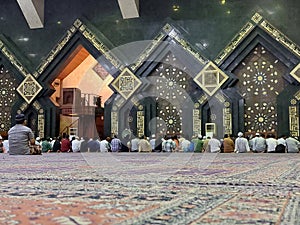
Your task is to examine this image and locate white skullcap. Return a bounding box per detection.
[238,132,243,137]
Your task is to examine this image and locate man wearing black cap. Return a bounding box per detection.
[8,114,35,155]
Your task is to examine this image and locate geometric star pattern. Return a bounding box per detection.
[194,61,228,96]
[234,44,288,133]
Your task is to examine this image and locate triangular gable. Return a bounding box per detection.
[215,13,300,65]
[130,23,209,72]
[126,23,230,98]
[35,19,125,78]
[0,18,125,105]
[0,36,31,78]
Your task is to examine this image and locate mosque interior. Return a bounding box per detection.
[0,0,299,140]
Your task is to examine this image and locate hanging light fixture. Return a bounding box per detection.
[172,4,180,12]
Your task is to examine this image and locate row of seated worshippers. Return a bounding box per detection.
[189,133,300,153]
[34,135,116,153]
[4,113,300,154]
[4,131,300,155]
[128,132,300,153]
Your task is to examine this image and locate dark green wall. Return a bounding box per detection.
[0,0,299,70]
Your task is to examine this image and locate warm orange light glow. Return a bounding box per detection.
[50,46,113,108]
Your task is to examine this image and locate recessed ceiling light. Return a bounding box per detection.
[18,37,29,42]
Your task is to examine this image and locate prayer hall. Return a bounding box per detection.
[0,0,299,224]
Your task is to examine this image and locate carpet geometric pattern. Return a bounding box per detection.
[0,153,299,224]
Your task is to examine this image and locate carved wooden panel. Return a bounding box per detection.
[233,44,288,133]
[0,65,18,132]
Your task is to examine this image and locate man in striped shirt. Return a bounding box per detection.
[111,135,122,152]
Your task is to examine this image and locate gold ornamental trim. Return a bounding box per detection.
[111,111,118,135]
[38,113,45,139]
[223,106,232,135]
[37,29,75,76]
[289,106,299,137]
[215,22,255,65]
[130,23,207,71]
[36,19,124,77]
[130,30,166,71]
[251,13,263,24]
[170,30,208,65]
[215,93,226,103]
[130,96,140,106]
[79,25,124,71]
[16,74,43,104]
[137,110,144,138]
[294,90,300,101]
[111,68,142,100]
[0,45,29,77]
[194,61,229,96]
[19,102,29,112]
[193,109,201,136]
[289,90,300,137]
[215,12,300,64]
[290,63,300,83]
[198,94,208,105]
[260,20,300,58]
[32,100,42,111]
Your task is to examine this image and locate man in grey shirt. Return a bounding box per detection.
[285,136,300,153]
[8,114,35,155]
[252,133,266,153]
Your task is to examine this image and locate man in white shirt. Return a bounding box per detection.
[130,136,140,152]
[208,135,221,153]
[3,139,9,153]
[72,136,81,152]
[234,132,250,153]
[276,135,286,153]
[100,137,111,152]
[266,133,277,153]
[149,134,156,151]
[285,136,300,153]
[179,137,191,152]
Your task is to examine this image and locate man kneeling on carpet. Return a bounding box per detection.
[8,113,35,155]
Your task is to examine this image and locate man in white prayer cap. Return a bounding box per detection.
[234,132,250,153]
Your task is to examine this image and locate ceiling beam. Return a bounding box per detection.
[117,0,139,19]
[16,0,44,29]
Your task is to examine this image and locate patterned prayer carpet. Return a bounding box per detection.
[0,153,299,224]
